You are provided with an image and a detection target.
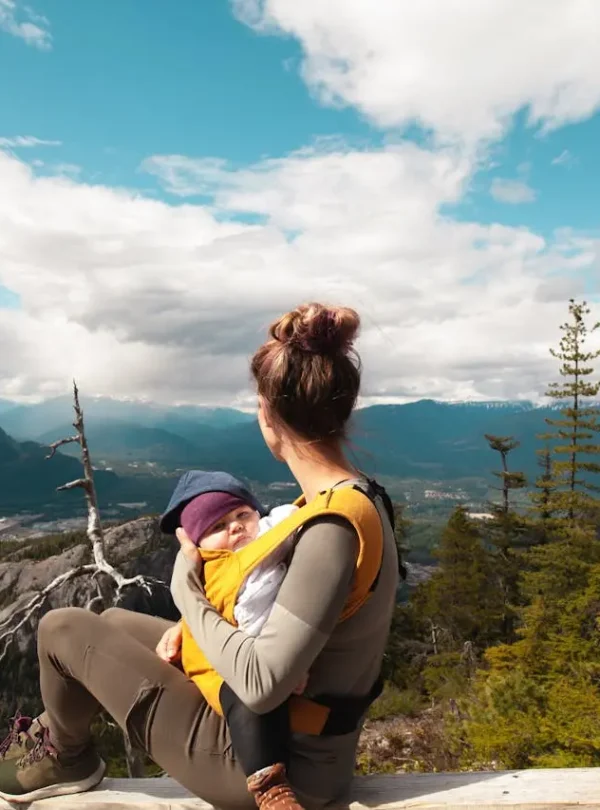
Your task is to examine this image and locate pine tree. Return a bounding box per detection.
[409,507,504,701]
[530,445,555,540]
[415,506,504,651]
[539,299,600,531]
[524,299,600,612]
[485,435,527,518]
[507,300,600,651]
[459,300,600,769]
[483,434,527,642]
[466,523,600,769]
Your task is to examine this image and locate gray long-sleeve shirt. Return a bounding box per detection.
[170,479,399,806]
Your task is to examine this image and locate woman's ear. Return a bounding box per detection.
[257,397,284,461]
[257,396,270,429]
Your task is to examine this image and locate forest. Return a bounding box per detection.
[364,299,600,772]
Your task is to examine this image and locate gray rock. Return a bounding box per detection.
[0,517,180,724]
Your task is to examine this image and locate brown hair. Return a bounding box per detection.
[251,303,361,442]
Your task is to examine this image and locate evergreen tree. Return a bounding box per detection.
[483,434,527,642]
[465,525,600,768]
[522,298,600,624]
[458,299,600,769]
[410,507,504,701]
[529,445,555,541]
[485,434,527,518]
[415,506,503,652]
[538,299,600,531]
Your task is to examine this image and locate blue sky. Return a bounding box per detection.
[0,0,599,404]
[0,2,373,182]
[456,111,600,236]
[2,0,598,235]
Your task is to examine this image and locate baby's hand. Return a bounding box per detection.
[292,673,309,695]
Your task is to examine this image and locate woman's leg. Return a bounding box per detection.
[37,607,173,752]
[0,606,165,766]
[3,606,254,809]
[101,606,173,651]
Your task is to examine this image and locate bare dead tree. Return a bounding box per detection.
[0,381,169,776]
[46,382,166,600]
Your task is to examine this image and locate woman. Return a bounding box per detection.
[0,303,399,809]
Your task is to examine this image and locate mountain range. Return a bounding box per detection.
[0,425,119,511]
[1,395,587,517]
[0,399,16,416]
[0,395,253,441]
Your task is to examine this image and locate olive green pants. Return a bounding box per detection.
[37,606,255,810]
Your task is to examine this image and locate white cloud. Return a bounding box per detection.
[0,146,598,406]
[232,0,600,144]
[51,163,82,178]
[141,142,472,226]
[490,178,537,204]
[141,156,230,198]
[0,0,51,49]
[0,135,61,148]
[552,149,576,167]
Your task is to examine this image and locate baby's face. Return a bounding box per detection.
[198,504,260,552]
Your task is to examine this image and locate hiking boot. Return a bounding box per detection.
[0,713,42,762]
[0,725,105,804]
[247,763,305,810]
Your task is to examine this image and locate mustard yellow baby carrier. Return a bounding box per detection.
[180,482,386,736]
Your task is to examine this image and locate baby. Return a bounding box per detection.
[179,488,298,636]
[160,471,305,810]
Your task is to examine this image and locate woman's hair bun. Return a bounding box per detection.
[252,302,362,441]
[270,303,360,356]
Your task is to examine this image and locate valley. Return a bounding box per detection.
[0,394,548,559]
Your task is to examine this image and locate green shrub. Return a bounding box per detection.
[368,684,423,721]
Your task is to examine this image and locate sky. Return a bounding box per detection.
[1,0,600,407]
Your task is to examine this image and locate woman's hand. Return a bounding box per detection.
[156,621,183,663]
[176,527,202,567]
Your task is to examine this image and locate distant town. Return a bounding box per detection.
[0,477,495,545]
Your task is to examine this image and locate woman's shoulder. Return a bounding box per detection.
[295,477,380,540]
[294,513,359,567]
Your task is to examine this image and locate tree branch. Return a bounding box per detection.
[0,564,97,662]
[46,435,81,459]
[57,478,89,492]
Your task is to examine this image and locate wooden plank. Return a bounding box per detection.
[1,770,600,809]
[351,770,600,808]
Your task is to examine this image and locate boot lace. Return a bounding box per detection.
[0,712,33,759]
[18,725,57,767]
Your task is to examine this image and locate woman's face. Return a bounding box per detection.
[257,397,284,461]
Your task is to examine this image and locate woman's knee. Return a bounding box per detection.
[37,607,92,651]
[100,606,144,637]
[100,605,170,651]
[100,606,130,626]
